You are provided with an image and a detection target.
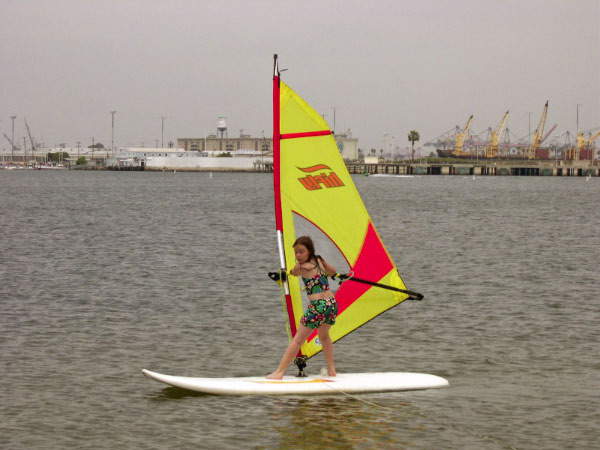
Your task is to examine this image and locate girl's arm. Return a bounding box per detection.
[319,258,337,277]
[289,263,302,276]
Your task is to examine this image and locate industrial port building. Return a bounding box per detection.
[177,133,359,160]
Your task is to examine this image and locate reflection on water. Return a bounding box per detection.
[269,397,419,449]
[147,386,209,401]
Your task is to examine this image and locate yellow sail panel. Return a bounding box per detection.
[280,136,366,265]
[277,81,409,359]
[280,82,330,135]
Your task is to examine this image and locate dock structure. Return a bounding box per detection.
[346,160,599,177]
[254,160,273,172]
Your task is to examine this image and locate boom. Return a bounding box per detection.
[578,130,600,150]
[541,124,557,144]
[529,101,548,159]
[486,110,509,158]
[24,118,36,153]
[454,115,473,155]
[576,129,600,160]
[3,132,20,150]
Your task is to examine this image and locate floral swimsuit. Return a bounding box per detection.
[299,267,338,329]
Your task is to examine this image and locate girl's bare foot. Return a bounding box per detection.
[265,371,284,380]
[328,368,336,377]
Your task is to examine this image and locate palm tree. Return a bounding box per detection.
[408,130,420,162]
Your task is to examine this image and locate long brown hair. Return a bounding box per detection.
[293,236,323,267]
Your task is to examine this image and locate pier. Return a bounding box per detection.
[2,151,598,176]
[346,160,599,177]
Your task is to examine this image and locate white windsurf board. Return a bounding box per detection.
[142,369,448,395]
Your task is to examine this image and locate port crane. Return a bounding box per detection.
[453,114,473,157]
[24,118,37,162]
[507,122,556,157]
[486,110,509,158]
[424,126,460,149]
[542,124,557,143]
[576,129,600,160]
[528,101,549,159]
[3,132,20,150]
[427,117,475,158]
[430,107,558,160]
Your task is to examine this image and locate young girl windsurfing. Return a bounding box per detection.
[266,236,338,379]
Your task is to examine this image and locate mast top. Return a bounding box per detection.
[273,54,279,78]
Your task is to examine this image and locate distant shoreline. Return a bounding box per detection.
[2,159,598,177]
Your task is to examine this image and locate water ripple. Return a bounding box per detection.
[1,172,598,449]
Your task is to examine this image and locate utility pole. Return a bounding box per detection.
[383,133,388,160]
[23,137,27,165]
[77,141,81,160]
[576,104,582,136]
[160,116,166,148]
[526,112,532,158]
[332,107,336,133]
[10,115,16,163]
[111,110,116,155]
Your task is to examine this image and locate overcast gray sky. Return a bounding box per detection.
[1,0,598,152]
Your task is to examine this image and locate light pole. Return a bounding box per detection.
[10,115,16,163]
[525,112,532,158]
[332,106,336,133]
[111,110,116,155]
[576,104,582,160]
[383,133,388,161]
[261,130,265,164]
[160,116,166,148]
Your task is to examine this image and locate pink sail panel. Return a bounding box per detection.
[305,221,394,344]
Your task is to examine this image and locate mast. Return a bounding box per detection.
[272,54,299,342]
[273,55,282,233]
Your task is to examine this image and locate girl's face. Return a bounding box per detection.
[294,244,309,264]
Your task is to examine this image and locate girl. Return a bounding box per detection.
[266,236,338,380]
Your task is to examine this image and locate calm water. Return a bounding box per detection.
[1,171,598,449]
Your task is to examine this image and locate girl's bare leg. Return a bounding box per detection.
[266,325,313,379]
[317,323,336,377]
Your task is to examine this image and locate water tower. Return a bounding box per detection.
[217,116,228,138]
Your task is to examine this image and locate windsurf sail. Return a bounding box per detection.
[272,54,418,360]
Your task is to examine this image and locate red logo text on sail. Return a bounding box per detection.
[297,165,345,191]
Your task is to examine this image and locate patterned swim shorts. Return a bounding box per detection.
[300,296,338,329]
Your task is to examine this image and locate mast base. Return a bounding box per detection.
[294,356,308,377]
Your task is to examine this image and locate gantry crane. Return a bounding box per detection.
[486,111,509,158]
[528,101,548,159]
